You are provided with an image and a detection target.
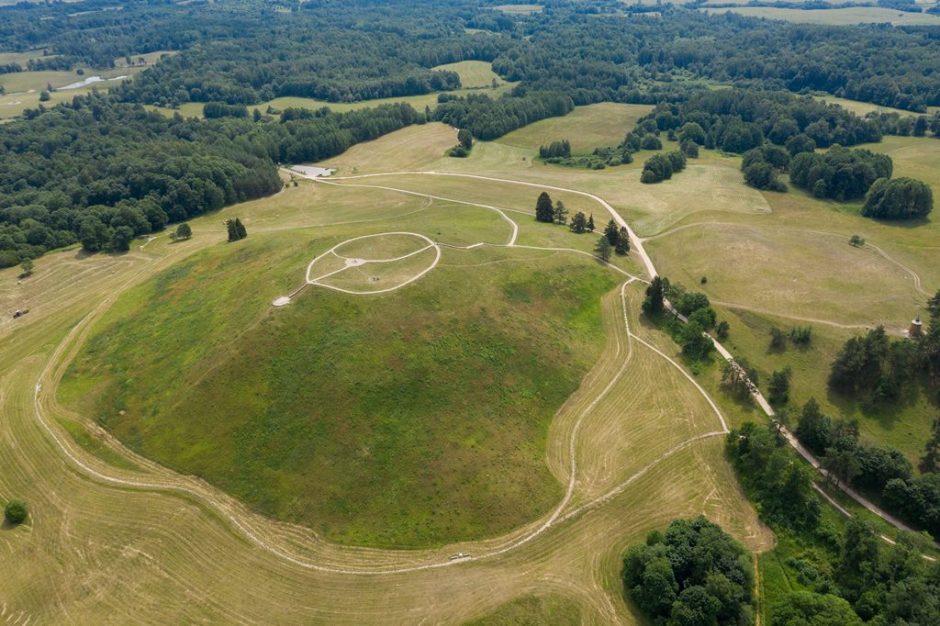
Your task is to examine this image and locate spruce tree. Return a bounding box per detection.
[569,211,587,234]
[227,219,238,242]
[587,214,595,232]
[615,227,630,255]
[535,192,554,222]
[235,218,247,240]
[604,219,619,245]
[642,276,667,315]
[595,236,612,262]
[553,200,568,225]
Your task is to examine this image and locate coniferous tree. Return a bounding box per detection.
[569,211,587,234]
[615,227,630,255]
[235,218,247,240]
[643,276,667,315]
[595,236,612,262]
[587,214,595,232]
[604,219,619,245]
[553,200,568,225]
[535,192,554,223]
[227,219,239,242]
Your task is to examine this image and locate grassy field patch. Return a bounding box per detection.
[432,60,504,89]
[496,103,652,155]
[464,595,582,625]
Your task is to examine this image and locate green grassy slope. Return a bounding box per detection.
[60,229,618,548]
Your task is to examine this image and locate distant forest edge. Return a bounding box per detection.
[3,0,940,264]
[1,1,940,111]
[0,98,419,265]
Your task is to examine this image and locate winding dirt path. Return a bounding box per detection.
[309,169,936,546]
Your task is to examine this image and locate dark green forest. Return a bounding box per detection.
[0,95,417,264]
[727,422,940,626]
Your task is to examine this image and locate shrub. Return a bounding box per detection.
[4,500,27,525]
[640,134,662,150]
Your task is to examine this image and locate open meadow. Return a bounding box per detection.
[2,95,938,622]
[321,108,940,470]
[0,102,785,623]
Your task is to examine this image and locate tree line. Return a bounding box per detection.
[434,91,575,141]
[795,398,939,540]
[0,95,419,264]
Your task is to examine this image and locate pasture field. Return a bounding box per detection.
[702,6,940,24]
[494,4,543,13]
[496,102,652,154]
[432,60,505,89]
[644,133,940,463]
[0,50,56,65]
[819,95,922,118]
[465,595,582,624]
[320,121,940,466]
[11,104,939,622]
[0,110,778,621]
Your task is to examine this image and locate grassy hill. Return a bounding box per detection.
[60,226,618,548]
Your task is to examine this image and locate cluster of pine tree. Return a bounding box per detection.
[538,140,570,159]
[226,218,247,242]
[534,192,597,236]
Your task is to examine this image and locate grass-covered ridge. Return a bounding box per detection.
[60,230,618,548]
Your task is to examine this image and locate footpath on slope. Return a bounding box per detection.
[306,168,938,553]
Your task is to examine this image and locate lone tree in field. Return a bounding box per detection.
[603,219,619,245]
[4,500,27,525]
[587,214,595,232]
[19,257,34,277]
[642,276,667,315]
[553,200,568,225]
[535,192,555,223]
[569,211,588,234]
[175,223,192,240]
[595,236,612,262]
[615,226,630,255]
[227,218,248,242]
